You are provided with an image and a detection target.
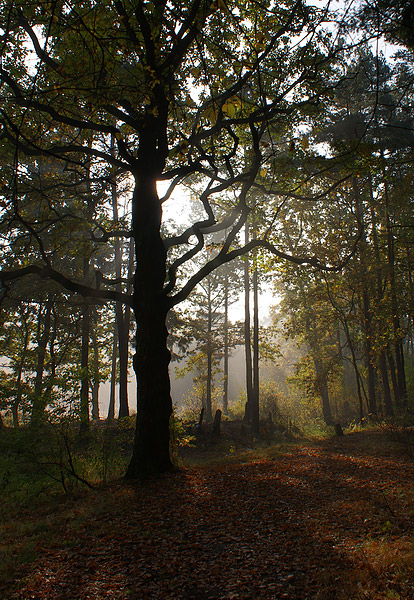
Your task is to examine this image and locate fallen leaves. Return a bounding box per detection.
[4,431,414,600]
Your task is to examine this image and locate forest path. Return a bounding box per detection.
[10,431,414,600]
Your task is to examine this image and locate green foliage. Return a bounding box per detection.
[0,419,134,510]
[231,379,291,426]
[178,378,222,421]
[81,417,135,484]
[1,0,413,477]
[257,379,283,422]
[169,414,195,465]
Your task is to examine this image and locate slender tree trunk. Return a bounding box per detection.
[80,256,90,433]
[406,246,414,357]
[243,221,253,422]
[387,347,400,407]
[91,324,100,421]
[223,269,229,414]
[110,139,130,420]
[342,316,364,422]
[359,263,377,417]
[125,173,173,478]
[13,312,30,427]
[313,356,334,426]
[252,243,260,434]
[369,188,393,416]
[353,177,377,416]
[206,352,213,422]
[118,237,135,417]
[383,169,407,408]
[205,276,213,421]
[107,320,118,421]
[361,289,377,416]
[379,351,394,417]
[31,300,52,424]
[80,307,90,430]
[117,305,130,419]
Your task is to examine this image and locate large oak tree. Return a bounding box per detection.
[0,0,358,476]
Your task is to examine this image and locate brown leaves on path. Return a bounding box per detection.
[8,431,414,600]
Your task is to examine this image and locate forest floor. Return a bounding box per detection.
[1,427,414,600]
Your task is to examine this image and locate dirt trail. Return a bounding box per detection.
[10,432,414,600]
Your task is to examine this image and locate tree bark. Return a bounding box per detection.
[313,356,334,426]
[379,351,394,417]
[342,316,365,422]
[107,318,117,421]
[243,222,254,422]
[353,177,377,416]
[369,190,393,416]
[222,269,229,414]
[387,348,400,407]
[110,143,131,420]
[125,174,173,478]
[213,409,222,436]
[13,309,30,427]
[251,241,260,434]
[384,169,407,408]
[117,304,130,419]
[80,256,90,433]
[206,276,213,422]
[90,322,100,421]
[31,300,52,424]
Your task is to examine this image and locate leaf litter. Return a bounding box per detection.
[6,430,414,600]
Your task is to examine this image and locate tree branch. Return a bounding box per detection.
[0,266,132,306]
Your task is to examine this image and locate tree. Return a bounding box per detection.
[0,0,360,476]
[172,240,243,421]
[356,1,414,48]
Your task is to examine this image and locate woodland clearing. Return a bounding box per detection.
[1,428,413,600]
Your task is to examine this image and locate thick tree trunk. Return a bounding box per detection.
[125,176,173,478]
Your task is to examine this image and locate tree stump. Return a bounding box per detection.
[335,423,344,437]
[197,407,205,430]
[213,409,222,436]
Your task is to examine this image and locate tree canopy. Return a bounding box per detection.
[1,0,413,476]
